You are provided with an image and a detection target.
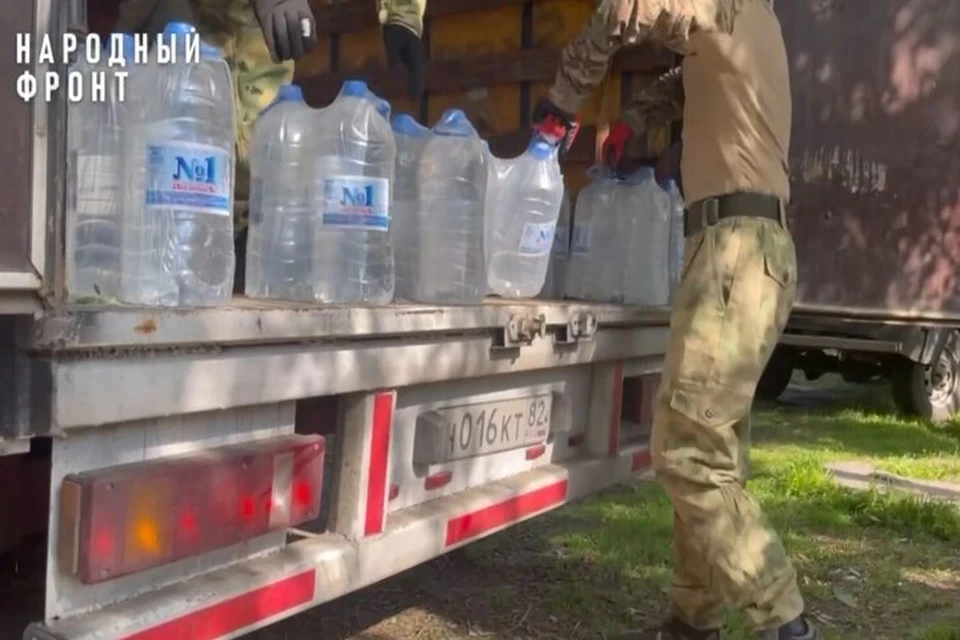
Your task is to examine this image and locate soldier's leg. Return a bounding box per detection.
[651,216,804,631]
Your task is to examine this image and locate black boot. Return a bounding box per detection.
[755,615,821,639]
[620,617,721,639]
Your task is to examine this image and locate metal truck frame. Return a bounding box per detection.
[757,1,960,422]
[1,1,668,638]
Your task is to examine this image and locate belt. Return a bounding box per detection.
[684,192,783,237]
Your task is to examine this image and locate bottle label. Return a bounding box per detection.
[552,226,569,256]
[571,225,591,255]
[518,222,555,255]
[321,176,390,231]
[144,142,232,216]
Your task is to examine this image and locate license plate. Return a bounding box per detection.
[413,395,552,465]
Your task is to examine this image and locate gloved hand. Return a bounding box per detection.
[252,0,318,62]
[382,24,425,101]
[531,98,581,157]
[602,120,633,170]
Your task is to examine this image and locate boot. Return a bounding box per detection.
[755,615,822,639]
[620,617,721,639]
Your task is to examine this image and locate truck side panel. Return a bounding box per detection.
[0,3,37,278]
[778,1,960,317]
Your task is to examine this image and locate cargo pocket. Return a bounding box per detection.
[679,233,707,282]
[762,252,792,290]
[669,384,750,428]
[664,384,753,477]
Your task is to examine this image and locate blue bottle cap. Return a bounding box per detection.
[277,84,304,102]
[391,113,429,137]
[432,109,477,137]
[162,21,196,37]
[341,80,370,98]
[160,22,223,60]
[526,136,558,160]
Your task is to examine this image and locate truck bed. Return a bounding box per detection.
[30,298,669,351]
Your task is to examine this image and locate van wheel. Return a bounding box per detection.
[891,330,960,424]
[757,348,794,401]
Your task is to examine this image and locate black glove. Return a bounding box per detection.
[252,0,318,63]
[531,98,581,157]
[383,24,425,101]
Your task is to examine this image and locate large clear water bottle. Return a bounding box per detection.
[121,22,236,307]
[541,188,571,299]
[662,179,686,301]
[391,114,431,301]
[486,135,564,298]
[575,168,622,302]
[65,34,136,302]
[619,167,671,306]
[313,80,396,304]
[245,84,316,302]
[414,109,488,304]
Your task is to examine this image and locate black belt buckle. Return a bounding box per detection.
[684,197,721,237]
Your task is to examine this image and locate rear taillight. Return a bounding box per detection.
[58,434,325,584]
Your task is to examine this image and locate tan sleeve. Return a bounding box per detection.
[619,65,684,133]
[546,0,708,115]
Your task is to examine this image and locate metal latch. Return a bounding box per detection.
[492,313,546,350]
[554,311,598,345]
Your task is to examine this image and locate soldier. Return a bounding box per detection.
[115,0,317,255]
[378,0,427,101]
[532,2,818,640]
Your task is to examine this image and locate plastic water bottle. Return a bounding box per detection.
[414,109,488,304]
[662,179,686,301]
[66,34,136,302]
[391,114,431,301]
[619,167,671,306]
[566,168,621,301]
[120,22,235,307]
[245,84,316,302]
[313,80,396,304]
[541,188,571,299]
[486,135,564,298]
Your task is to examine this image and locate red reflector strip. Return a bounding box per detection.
[632,449,652,471]
[445,480,568,546]
[608,363,624,456]
[424,470,452,490]
[122,570,315,640]
[525,444,547,460]
[363,392,394,537]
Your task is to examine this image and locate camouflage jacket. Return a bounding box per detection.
[548,0,743,133]
[378,0,427,38]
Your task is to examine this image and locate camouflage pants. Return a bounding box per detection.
[115,0,294,234]
[650,213,805,631]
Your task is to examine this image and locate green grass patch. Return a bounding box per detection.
[461,375,960,640]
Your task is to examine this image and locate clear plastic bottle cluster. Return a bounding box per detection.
[67,22,678,309]
[563,166,677,306]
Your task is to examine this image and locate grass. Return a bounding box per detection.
[450,375,960,640]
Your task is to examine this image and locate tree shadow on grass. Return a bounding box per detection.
[256,475,960,640]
